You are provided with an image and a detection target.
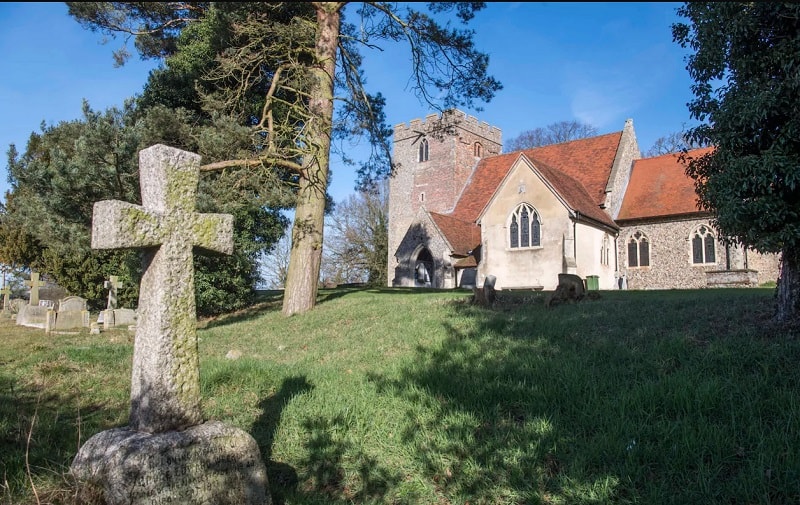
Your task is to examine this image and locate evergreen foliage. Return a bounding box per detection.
[1,101,288,315]
[673,2,800,321]
[68,2,501,315]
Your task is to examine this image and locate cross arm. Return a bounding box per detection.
[92,201,163,250]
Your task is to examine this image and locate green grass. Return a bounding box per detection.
[2,287,800,504]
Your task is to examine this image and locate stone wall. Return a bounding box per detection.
[618,217,781,289]
[387,110,502,286]
[606,119,641,218]
[390,211,453,288]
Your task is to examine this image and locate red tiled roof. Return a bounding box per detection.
[521,131,624,206]
[617,147,714,221]
[451,131,624,222]
[453,255,478,268]
[524,156,618,229]
[429,212,481,255]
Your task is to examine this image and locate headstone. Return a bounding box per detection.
[46,296,90,333]
[483,275,497,305]
[70,145,268,505]
[472,274,497,307]
[103,307,138,330]
[0,284,11,316]
[25,272,44,306]
[58,296,88,312]
[546,273,587,308]
[104,275,123,310]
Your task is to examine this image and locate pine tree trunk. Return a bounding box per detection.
[282,3,340,316]
[775,245,800,323]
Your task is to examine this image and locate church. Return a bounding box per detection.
[387,109,781,291]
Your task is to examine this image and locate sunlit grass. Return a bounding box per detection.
[2,287,799,504]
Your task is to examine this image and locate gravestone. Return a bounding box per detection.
[101,275,135,330]
[25,272,44,305]
[104,275,123,309]
[546,273,587,308]
[70,145,269,505]
[0,284,11,317]
[46,296,90,333]
[472,274,497,307]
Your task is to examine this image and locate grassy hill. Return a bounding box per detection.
[2,287,799,504]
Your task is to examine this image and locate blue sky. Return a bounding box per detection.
[0,2,696,205]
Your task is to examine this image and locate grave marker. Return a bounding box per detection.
[104,275,123,310]
[71,145,268,505]
[1,284,10,312]
[25,272,44,306]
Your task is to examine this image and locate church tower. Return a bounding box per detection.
[387,109,502,286]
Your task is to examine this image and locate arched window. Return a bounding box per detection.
[509,203,541,248]
[692,225,716,264]
[601,234,611,266]
[418,138,429,162]
[628,231,650,267]
[474,142,483,157]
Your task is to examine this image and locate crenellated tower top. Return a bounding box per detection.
[393,109,502,145]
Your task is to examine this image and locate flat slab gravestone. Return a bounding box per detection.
[70,144,269,505]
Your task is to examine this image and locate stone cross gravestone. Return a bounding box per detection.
[71,145,269,505]
[104,275,123,310]
[25,272,44,306]
[1,284,10,313]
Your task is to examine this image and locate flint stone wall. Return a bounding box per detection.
[71,421,269,505]
[392,211,452,288]
[618,217,781,289]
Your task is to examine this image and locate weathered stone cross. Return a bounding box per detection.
[0,284,10,312]
[92,144,233,433]
[25,272,44,306]
[104,275,123,310]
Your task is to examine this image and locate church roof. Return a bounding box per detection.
[429,212,481,256]
[421,130,624,259]
[520,131,624,207]
[617,147,714,221]
[520,155,619,229]
[450,131,624,223]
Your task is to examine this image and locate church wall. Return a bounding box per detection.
[619,218,719,289]
[574,224,618,289]
[388,111,501,287]
[605,119,641,219]
[390,212,452,288]
[746,250,781,285]
[477,161,572,290]
[615,217,786,289]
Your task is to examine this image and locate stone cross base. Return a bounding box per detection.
[71,421,270,505]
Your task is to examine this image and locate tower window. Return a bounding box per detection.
[418,138,429,162]
[474,142,483,157]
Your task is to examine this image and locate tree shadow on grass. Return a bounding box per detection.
[251,375,404,504]
[295,415,403,503]
[366,290,798,503]
[199,293,285,329]
[0,370,113,504]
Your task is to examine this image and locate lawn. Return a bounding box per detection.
[2,287,799,504]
